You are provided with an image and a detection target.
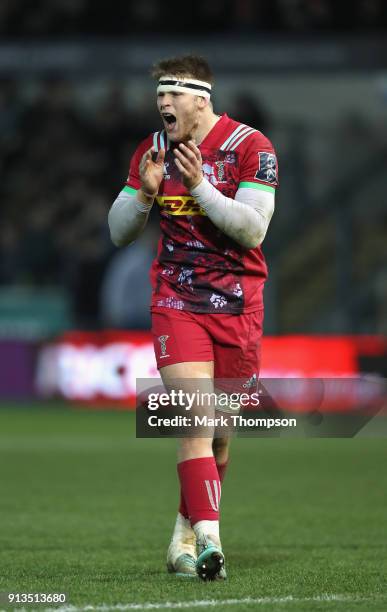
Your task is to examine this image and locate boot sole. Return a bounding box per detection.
[196,547,225,581]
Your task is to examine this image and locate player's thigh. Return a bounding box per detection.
[152,311,216,449]
[160,360,215,419]
[138,358,214,458]
[160,361,216,457]
[152,309,214,370]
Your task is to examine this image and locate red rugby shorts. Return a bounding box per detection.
[151,308,263,382]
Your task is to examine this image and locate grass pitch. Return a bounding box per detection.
[0,405,386,612]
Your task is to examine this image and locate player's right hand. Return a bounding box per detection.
[139,146,165,198]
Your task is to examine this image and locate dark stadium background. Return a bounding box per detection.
[0,2,386,610]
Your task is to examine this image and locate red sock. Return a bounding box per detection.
[178,491,190,519]
[178,457,221,526]
[179,459,228,519]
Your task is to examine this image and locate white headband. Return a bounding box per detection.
[157,76,212,99]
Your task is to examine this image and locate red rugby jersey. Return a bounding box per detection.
[124,113,278,314]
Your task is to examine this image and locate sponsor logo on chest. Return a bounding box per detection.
[156,196,207,216]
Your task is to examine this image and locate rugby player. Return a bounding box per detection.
[108,55,278,580]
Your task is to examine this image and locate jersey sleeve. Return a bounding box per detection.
[238,132,279,193]
[123,137,152,196]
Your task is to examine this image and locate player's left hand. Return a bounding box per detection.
[174,141,203,191]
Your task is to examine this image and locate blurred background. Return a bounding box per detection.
[0,0,386,404]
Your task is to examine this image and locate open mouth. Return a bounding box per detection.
[162,113,177,131]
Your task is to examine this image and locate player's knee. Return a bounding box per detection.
[212,437,230,462]
[178,437,213,460]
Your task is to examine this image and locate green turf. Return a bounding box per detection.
[0,406,386,612]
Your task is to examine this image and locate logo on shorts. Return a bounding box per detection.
[243,373,258,389]
[158,335,170,358]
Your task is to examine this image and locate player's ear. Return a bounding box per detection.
[197,96,209,110]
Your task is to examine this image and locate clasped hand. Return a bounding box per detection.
[139,140,203,198]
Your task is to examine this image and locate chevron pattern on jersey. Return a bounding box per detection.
[220,124,257,151]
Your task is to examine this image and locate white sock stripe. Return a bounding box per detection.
[213,480,219,510]
[204,479,216,511]
[229,128,257,151]
[226,125,254,150]
[204,479,218,512]
[220,124,247,150]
